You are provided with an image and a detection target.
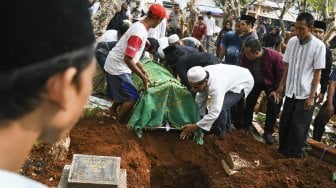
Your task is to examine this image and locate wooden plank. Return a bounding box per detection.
[307,139,336,166]
[307,139,336,156]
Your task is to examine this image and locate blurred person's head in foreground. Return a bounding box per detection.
[0,0,96,176]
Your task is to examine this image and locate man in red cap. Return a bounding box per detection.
[105,3,166,124]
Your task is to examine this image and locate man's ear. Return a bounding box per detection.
[45,67,78,109]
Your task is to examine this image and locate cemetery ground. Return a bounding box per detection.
[21,114,336,187]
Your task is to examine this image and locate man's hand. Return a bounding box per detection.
[316,92,324,104]
[275,86,284,103]
[142,75,150,92]
[143,70,149,78]
[304,97,314,110]
[327,103,334,118]
[269,91,280,104]
[180,124,198,140]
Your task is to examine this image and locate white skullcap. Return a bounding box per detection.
[158,47,165,59]
[168,34,180,44]
[187,66,207,83]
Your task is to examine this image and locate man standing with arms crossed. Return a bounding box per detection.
[104,3,166,124]
[275,13,326,158]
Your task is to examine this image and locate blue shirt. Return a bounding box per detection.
[221,31,240,65]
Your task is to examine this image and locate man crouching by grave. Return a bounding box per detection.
[240,39,285,144]
[0,0,95,186]
[180,65,254,139]
[104,4,166,124]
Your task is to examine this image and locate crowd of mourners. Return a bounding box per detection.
[90,3,336,157]
[1,0,336,186]
[91,1,335,159]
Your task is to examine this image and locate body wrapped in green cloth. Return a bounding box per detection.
[129,59,204,144]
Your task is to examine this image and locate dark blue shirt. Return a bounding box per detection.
[175,52,221,89]
[330,68,336,105]
[176,45,198,55]
[221,31,240,65]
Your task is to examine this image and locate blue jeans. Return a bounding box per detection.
[210,90,244,136]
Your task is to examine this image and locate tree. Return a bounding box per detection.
[278,0,294,38]
[185,0,199,36]
[92,0,125,39]
[214,0,259,18]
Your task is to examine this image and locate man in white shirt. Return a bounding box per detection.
[0,0,95,186]
[203,11,216,52]
[275,13,326,158]
[104,3,166,124]
[180,65,254,138]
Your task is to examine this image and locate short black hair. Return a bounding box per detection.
[244,38,262,53]
[224,20,233,27]
[206,11,211,15]
[242,19,255,28]
[296,12,314,27]
[198,16,204,20]
[146,38,160,52]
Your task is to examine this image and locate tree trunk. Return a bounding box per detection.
[91,0,125,39]
[48,133,71,161]
[185,0,199,37]
[323,0,330,21]
[279,0,292,38]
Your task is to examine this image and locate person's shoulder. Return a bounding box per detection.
[312,35,326,47]
[225,31,236,37]
[287,36,298,45]
[265,48,280,56]
[129,22,146,33]
[326,46,332,55]
[0,170,46,188]
[265,48,282,61]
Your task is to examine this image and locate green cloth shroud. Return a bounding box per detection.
[129,59,204,144]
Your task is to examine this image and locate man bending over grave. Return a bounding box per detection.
[180,65,254,139]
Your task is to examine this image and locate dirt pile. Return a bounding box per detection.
[22,116,336,187]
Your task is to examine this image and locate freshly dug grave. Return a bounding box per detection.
[22,116,336,187]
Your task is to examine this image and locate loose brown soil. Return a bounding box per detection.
[22,116,336,187]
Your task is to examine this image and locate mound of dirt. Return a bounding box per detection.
[22,116,336,187]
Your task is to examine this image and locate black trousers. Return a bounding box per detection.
[313,102,336,141]
[242,83,282,134]
[279,97,314,157]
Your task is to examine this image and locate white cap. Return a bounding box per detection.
[187,66,207,83]
[168,34,180,44]
[158,47,165,59]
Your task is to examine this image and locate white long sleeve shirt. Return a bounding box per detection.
[204,16,216,36]
[148,18,167,39]
[195,64,254,131]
